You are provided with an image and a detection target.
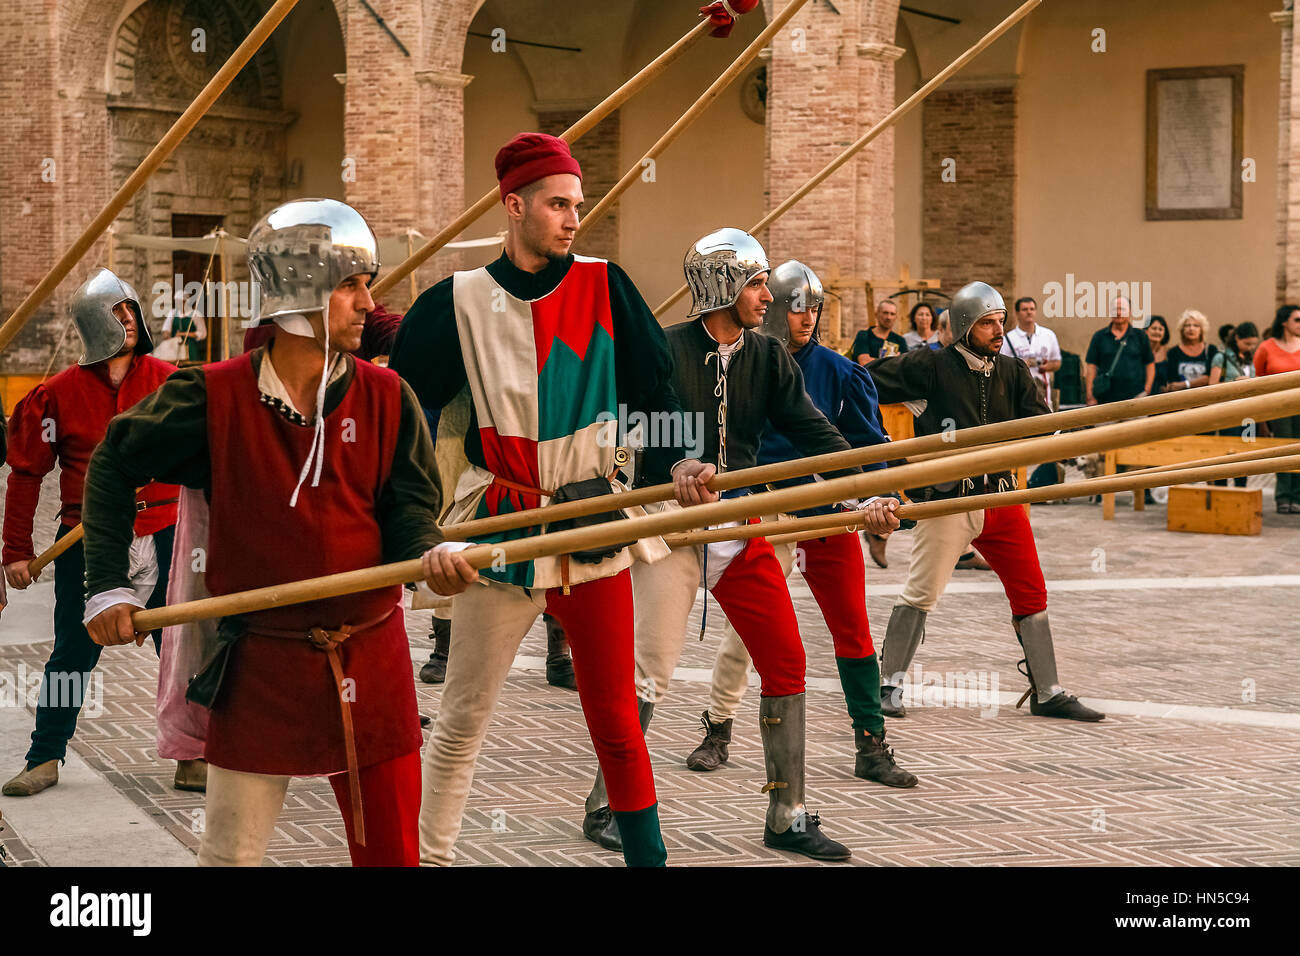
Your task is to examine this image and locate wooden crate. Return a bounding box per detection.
[1167,485,1262,536]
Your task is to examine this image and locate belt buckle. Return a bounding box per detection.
[135,499,148,512]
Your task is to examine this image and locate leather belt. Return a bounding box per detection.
[136,497,180,512]
[248,607,395,847]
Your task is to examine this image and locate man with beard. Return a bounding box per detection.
[392,132,709,867]
[683,259,916,789]
[3,270,179,796]
[580,230,898,862]
[867,281,1105,723]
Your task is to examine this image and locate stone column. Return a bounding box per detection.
[766,0,901,341]
[1274,6,1300,305]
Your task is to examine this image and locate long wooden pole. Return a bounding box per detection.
[368,17,714,300]
[758,452,1300,548]
[27,525,84,578]
[672,442,1300,548]
[130,387,1300,631]
[443,368,1300,539]
[0,0,301,355]
[575,0,810,242]
[652,0,1042,318]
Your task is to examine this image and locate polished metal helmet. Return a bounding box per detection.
[246,198,379,330]
[761,259,824,345]
[683,227,770,318]
[947,281,1006,343]
[70,268,153,366]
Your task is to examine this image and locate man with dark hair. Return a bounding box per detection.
[869,281,1104,724]
[81,199,453,866]
[1002,295,1061,410]
[392,132,709,867]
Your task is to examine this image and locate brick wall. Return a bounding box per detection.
[1275,8,1300,306]
[538,109,620,263]
[922,84,1017,299]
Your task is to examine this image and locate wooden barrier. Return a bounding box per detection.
[1101,435,1298,519]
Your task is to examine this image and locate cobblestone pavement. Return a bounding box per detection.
[2,468,1299,866]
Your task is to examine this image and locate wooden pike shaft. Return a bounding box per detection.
[443,368,1300,540]
[757,452,1300,548]
[651,0,1042,318]
[575,0,811,240]
[129,387,1300,631]
[369,17,713,299]
[0,0,302,354]
[28,525,85,577]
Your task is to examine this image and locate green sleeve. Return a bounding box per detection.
[378,379,446,562]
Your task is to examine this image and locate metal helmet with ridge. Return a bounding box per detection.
[946,280,1006,343]
[683,227,770,318]
[69,268,154,366]
[761,259,824,345]
[246,198,380,335]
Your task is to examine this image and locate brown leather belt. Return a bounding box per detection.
[249,607,395,847]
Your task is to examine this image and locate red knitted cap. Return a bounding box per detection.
[494,133,583,201]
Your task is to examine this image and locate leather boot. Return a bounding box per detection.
[759,694,851,861]
[866,533,889,569]
[544,615,578,691]
[173,758,208,792]
[853,729,918,788]
[879,604,927,718]
[685,710,732,772]
[1014,611,1105,722]
[582,699,654,851]
[2,759,59,796]
[418,617,450,685]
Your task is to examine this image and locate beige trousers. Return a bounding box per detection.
[707,540,797,722]
[631,547,703,704]
[198,766,291,867]
[418,580,548,866]
[899,510,985,612]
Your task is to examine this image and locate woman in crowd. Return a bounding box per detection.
[903,301,942,351]
[1161,309,1217,393]
[1209,321,1259,488]
[1255,305,1300,513]
[1146,314,1171,393]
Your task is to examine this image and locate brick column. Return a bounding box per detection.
[337,0,479,310]
[538,108,621,262]
[0,0,64,371]
[766,0,901,340]
[1274,6,1300,305]
[921,84,1018,297]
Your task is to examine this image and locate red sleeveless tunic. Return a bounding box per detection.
[201,352,421,775]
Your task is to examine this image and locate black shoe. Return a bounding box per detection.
[582,805,622,852]
[685,711,732,771]
[419,618,450,684]
[1029,691,1105,722]
[763,812,851,861]
[854,730,918,788]
[419,714,432,728]
[880,684,907,718]
[544,615,579,691]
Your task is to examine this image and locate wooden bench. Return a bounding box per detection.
[1102,434,1298,519]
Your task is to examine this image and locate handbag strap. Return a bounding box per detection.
[1104,334,1127,375]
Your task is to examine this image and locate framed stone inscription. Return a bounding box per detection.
[1145,65,1243,220]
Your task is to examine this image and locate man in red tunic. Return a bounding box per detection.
[81,199,468,866]
[2,270,179,797]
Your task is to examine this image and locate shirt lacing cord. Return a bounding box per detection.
[704,351,729,474]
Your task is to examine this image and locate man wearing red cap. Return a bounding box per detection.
[392,132,709,867]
